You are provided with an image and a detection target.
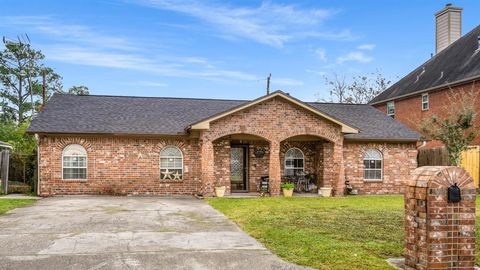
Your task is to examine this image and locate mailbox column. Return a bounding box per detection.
[405,166,476,270]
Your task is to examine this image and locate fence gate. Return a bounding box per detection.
[461,146,480,188]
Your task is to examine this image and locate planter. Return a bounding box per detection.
[350,189,358,195]
[282,188,294,197]
[319,187,332,197]
[214,186,226,197]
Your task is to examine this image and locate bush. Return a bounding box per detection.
[8,181,32,194]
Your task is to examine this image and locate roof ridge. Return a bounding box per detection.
[308,102,373,106]
[55,93,250,102]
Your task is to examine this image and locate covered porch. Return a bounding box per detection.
[208,133,341,196]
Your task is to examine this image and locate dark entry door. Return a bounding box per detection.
[231,145,248,192]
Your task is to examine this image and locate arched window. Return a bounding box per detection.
[364,149,383,180]
[160,146,183,180]
[285,148,304,176]
[62,144,87,180]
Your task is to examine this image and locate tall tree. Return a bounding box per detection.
[0,36,62,124]
[321,70,391,104]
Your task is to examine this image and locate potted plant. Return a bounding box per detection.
[214,183,226,197]
[281,182,295,197]
[319,187,332,197]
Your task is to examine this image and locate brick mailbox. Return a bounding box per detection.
[405,166,476,270]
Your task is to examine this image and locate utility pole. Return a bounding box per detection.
[266,73,271,95]
[41,69,46,111]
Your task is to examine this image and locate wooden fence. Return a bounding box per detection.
[418,146,480,188]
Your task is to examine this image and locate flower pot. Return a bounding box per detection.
[215,186,226,197]
[282,188,294,197]
[350,189,358,195]
[319,187,332,197]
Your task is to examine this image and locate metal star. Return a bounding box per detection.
[162,169,173,180]
[172,171,182,180]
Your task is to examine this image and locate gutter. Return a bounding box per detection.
[369,75,480,105]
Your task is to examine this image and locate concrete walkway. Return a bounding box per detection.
[0,196,308,270]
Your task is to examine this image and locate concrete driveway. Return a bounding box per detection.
[0,196,307,270]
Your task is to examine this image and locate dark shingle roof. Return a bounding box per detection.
[28,93,420,142]
[308,103,420,141]
[370,25,480,104]
[28,94,246,135]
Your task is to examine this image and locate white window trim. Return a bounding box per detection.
[284,147,305,175]
[363,149,383,182]
[421,93,429,111]
[61,144,87,181]
[386,101,395,117]
[160,146,184,180]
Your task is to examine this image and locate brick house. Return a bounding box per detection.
[27,91,419,196]
[370,4,480,148]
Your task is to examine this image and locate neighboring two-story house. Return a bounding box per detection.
[370,4,480,148]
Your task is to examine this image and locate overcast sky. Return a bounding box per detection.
[1,0,479,101]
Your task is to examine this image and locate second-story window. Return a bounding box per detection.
[422,94,429,111]
[386,101,395,117]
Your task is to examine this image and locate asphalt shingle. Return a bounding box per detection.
[370,25,480,104]
[27,93,420,141]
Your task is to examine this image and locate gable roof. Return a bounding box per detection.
[189,91,359,133]
[27,93,420,142]
[370,24,480,105]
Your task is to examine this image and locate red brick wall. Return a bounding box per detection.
[343,142,418,194]
[200,96,344,195]
[37,96,419,196]
[374,82,480,148]
[38,136,201,196]
[405,166,476,269]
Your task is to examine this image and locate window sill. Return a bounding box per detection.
[364,179,383,183]
[62,179,88,182]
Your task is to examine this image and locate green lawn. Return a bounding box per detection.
[0,199,36,215]
[208,195,480,270]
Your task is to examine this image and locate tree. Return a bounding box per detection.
[0,120,36,182]
[0,36,62,124]
[324,74,349,103]
[420,88,478,166]
[321,70,391,104]
[67,85,90,95]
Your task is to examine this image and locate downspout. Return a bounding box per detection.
[35,134,40,196]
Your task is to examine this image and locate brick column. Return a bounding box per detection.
[322,142,345,196]
[405,166,476,270]
[201,140,215,197]
[269,140,281,196]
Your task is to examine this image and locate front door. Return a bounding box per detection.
[231,145,248,192]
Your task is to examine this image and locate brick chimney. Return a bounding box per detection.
[435,3,463,54]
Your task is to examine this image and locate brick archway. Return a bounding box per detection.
[198,97,346,196]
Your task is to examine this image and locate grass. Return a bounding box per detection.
[207,195,480,270]
[0,199,36,215]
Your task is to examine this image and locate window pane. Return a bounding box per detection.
[63,168,86,179]
[364,160,369,169]
[160,169,183,180]
[374,160,382,169]
[285,159,293,167]
[374,170,382,179]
